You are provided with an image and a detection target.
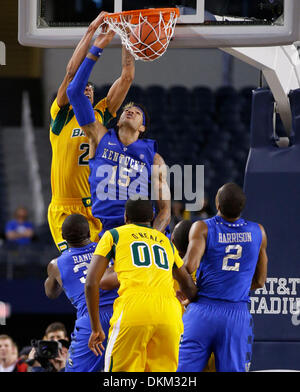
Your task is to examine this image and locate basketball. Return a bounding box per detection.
[129,22,168,60]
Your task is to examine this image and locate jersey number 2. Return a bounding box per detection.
[222,245,242,272]
[78,143,89,165]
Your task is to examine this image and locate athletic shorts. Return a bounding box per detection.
[177,297,254,372]
[48,198,102,251]
[104,292,183,372]
[65,305,113,372]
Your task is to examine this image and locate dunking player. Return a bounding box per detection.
[48,11,135,251]
[85,199,197,372]
[44,214,119,372]
[177,183,268,372]
[66,27,170,237]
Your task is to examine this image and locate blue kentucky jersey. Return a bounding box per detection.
[57,242,118,318]
[89,128,157,222]
[196,215,262,302]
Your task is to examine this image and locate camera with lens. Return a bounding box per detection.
[30,339,62,372]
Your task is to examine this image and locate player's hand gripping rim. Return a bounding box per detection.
[88,329,106,356]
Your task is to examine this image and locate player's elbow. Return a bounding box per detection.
[66,81,76,102]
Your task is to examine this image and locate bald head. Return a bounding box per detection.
[62,214,90,244]
[216,183,246,219]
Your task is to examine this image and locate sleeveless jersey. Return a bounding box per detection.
[94,224,183,298]
[196,215,262,302]
[50,97,115,200]
[57,242,118,318]
[89,129,157,222]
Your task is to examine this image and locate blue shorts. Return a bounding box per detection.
[65,305,114,372]
[177,297,254,372]
[99,217,125,238]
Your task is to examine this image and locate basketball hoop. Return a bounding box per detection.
[103,8,180,62]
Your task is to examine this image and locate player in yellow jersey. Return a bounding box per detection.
[85,198,197,372]
[48,12,135,251]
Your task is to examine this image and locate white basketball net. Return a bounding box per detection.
[104,10,178,62]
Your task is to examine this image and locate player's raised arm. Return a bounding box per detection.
[56,11,108,107]
[67,28,116,158]
[251,224,268,290]
[85,253,110,356]
[106,46,135,115]
[184,220,208,274]
[44,259,63,299]
[152,153,171,232]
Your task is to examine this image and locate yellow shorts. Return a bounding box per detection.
[48,197,102,251]
[105,292,183,372]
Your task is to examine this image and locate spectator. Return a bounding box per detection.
[5,207,34,246]
[44,322,69,341]
[28,322,69,372]
[0,335,28,372]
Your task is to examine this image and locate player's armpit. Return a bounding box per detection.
[44,259,63,299]
[172,265,198,302]
[152,153,171,232]
[184,220,208,274]
[251,224,268,290]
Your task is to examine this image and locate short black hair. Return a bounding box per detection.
[86,81,95,91]
[117,102,150,138]
[61,214,90,243]
[172,220,193,257]
[217,183,246,219]
[125,198,154,223]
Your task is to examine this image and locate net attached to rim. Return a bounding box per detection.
[103,8,180,62]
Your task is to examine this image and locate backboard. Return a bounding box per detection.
[19,0,300,48]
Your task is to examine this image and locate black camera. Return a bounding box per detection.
[30,339,62,371]
[31,340,61,360]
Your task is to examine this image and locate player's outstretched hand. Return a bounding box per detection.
[94,26,116,49]
[90,11,108,31]
[88,329,106,356]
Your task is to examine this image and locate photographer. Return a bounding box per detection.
[27,322,69,372]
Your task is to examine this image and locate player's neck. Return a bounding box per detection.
[68,238,92,248]
[131,221,151,227]
[217,212,241,223]
[118,126,139,146]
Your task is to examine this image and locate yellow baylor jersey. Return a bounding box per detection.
[49,97,115,200]
[95,224,184,298]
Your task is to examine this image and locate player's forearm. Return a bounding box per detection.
[85,282,102,331]
[66,25,98,79]
[121,46,135,81]
[44,277,62,299]
[153,206,171,232]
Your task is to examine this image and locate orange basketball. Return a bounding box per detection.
[129,22,168,60]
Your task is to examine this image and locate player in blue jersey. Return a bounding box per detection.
[177,183,268,372]
[67,30,171,236]
[44,214,119,372]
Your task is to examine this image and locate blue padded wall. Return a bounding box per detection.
[243,88,300,370]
